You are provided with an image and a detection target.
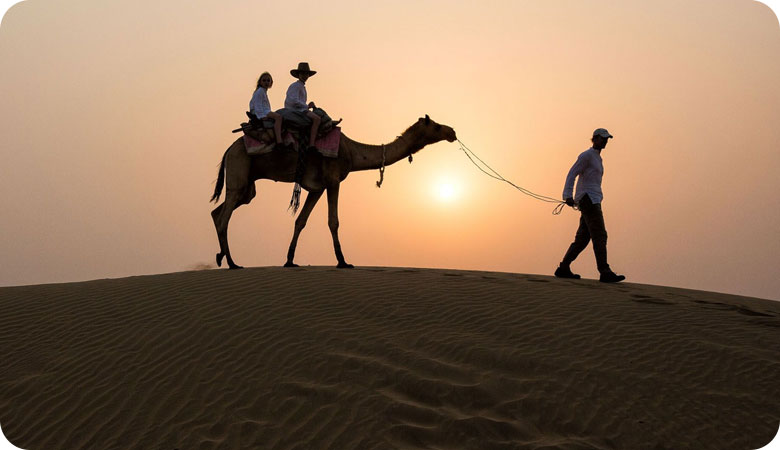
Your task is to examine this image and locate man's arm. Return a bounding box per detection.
[562,153,588,203]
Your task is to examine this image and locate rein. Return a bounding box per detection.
[457,139,571,215]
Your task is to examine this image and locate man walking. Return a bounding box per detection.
[554,128,625,283]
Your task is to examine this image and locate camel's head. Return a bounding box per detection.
[414,114,457,144]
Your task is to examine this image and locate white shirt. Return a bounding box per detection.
[249,87,272,119]
[563,147,604,204]
[284,80,308,111]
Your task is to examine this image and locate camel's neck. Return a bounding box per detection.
[344,132,424,172]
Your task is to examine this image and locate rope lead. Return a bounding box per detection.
[457,139,572,215]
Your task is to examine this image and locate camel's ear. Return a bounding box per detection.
[425,114,430,125]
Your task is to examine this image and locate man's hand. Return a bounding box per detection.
[308,102,316,109]
[565,197,575,207]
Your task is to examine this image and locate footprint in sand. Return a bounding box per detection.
[631,294,674,305]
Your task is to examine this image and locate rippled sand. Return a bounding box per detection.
[1,267,778,449]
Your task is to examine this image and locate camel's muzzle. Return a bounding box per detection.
[446,129,457,142]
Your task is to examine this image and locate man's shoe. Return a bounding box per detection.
[554,266,581,279]
[599,272,626,283]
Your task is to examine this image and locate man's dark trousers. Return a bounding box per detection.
[561,194,611,273]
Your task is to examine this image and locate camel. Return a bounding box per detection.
[210,115,457,269]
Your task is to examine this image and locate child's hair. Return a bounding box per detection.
[256,72,273,89]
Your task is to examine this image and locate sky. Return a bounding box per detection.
[1,0,779,301]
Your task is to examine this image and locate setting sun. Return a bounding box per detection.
[435,182,458,202]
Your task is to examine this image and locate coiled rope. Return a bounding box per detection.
[457,139,570,215]
[376,144,386,188]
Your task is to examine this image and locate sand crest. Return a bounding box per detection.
[0,267,778,449]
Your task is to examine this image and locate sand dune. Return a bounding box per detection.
[0,267,778,449]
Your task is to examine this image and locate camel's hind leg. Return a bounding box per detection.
[211,184,255,269]
[284,190,324,267]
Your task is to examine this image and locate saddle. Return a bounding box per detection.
[231,109,343,213]
[233,108,342,145]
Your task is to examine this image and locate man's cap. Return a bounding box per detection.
[593,128,613,139]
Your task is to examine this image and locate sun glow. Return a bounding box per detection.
[435,182,458,202]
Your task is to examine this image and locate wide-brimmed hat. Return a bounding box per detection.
[291,62,317,77]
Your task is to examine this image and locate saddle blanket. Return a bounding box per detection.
[244,127,341,158]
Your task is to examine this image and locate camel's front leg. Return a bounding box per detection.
[284,190,324,267]
[326,184,353,268]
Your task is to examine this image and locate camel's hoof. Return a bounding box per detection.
[337,262,354,269]
[228,264,244,270]
[216,252,224,268]
[284,262,299,268]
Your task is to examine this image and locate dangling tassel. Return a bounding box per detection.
[288,183,302,213]
[289,140,307,214]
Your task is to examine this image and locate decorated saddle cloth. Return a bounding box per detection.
[238,108,341,157]
[242,126,341,158]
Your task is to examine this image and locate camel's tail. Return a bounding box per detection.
[210,149,228,203]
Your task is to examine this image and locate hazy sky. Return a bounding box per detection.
[1,0,779,300]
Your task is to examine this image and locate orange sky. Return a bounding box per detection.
[1,0,779,300]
